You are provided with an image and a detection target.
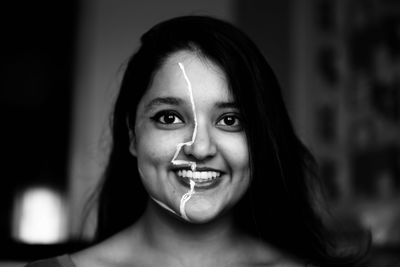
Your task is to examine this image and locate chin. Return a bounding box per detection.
[184,198,223,224]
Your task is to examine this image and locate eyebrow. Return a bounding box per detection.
[215,101,238,109]
[144,97,184,112]
[144,97,238,112]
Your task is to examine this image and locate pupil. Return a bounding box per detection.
[164,114,175,123]
[224,117,235,126]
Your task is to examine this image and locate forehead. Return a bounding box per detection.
[142,51,231,103]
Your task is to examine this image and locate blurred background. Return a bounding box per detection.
[1,0,399,266]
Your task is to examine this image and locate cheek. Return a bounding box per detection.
[135,126,186,166]
[216,133,250,208]
[218,133,249,171]
[134,127,187,198]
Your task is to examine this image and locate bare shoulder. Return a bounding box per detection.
[70,245,106,267]
[70,228,147,267]
[273,260,307,267]
[237,258,306,267]
[258,258,306,267]
[236,235,306,267]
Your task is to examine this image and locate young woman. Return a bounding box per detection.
[27,16,366,267]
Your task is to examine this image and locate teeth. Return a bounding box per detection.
[175,170,221,181]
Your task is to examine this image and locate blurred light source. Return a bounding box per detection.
[359,200,400,245]
[12,187,68,244]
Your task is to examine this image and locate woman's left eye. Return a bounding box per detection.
[216,114,242,131]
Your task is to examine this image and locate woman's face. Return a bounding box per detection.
[130,51,250,223]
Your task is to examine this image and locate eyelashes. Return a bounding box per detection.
[150,110,243,132]
[216,114,242,131]
[150,110,184,129]
[151,110,184,124]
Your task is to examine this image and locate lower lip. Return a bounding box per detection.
[174,172,222,190]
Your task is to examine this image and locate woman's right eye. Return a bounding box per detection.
[150,111,184,126]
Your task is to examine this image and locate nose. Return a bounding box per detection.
[183,123,217,160]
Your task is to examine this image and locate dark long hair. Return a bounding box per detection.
[94,16,365,266]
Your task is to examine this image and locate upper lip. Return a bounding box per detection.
[170,165,224,173]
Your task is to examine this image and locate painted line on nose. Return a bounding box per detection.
[170,62,198,171]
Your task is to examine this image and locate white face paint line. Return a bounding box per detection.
[179,179,196,220]
[139,166,180,217]
[150,196,179,215]
[176,62,198,221]
[146,62,198,222]
[171,62,198,172]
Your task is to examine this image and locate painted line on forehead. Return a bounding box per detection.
[170,62,198,171]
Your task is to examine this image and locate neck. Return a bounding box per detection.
[131,199,240,259]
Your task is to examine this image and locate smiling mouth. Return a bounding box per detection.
[172,167,223,189]
[177,170,221,182]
